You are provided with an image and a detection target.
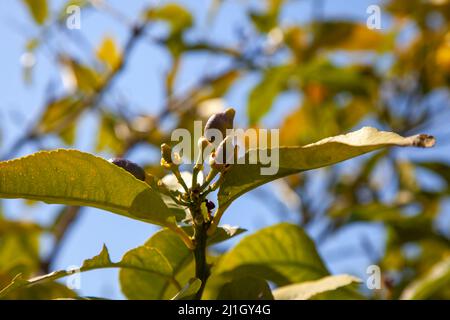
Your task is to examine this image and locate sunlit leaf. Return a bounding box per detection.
[219,127,435,209]
[272,274,361,300]
[95,113,126,154]
[279,102,340,146]
[192,70,241,105]
[144,3,193,34]
[0,244,174,298]
[22,0,48,25]
[204,223,329,299]
[401,256,450,300]
[247,65,291,125]
[298,59,377,97]
[312,21,388,51]
[0,219,41,276]
[96,36,122,70]
[0,149,175,226]
[207,225,246,245]
[120,229,193,299]
[119,224,240,299]
[171,278,202,300]
[217,276,273,300]
[2,281,77,300]
[36,96,84,136]
[249,0,284,33]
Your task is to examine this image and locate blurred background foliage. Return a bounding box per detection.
[0,0,449,299]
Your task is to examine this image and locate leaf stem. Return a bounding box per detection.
[192,147,204,188]
[168,224,195,250]
[200,168,219,191]
[207,206,225,236]
[202,172,226,198]
[172,167,190,193]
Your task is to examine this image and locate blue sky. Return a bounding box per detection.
[2,0,444,299]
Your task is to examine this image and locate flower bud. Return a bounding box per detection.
[161,143,182,168]
[109,158,146,181]
[204,107,236,143]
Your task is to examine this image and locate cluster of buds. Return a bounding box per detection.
[109,108,238,237]
[160,143,182,169]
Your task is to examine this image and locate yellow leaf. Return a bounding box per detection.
[144,3,193,34]
[272,274,361,300]
[22,0,48,25]
[435,37,450,72]
[96,36,122,70]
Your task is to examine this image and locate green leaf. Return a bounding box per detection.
[95,113,125,154]
[207,225,246,246]
[217,276,274,300]
[120,229,193,299]
[57,296,109,300]
[400,256,450,300]
[219,127,435,210]
[178,225,246,246]
[60,58,101,94]
[58,0,89,19]
[0,244,174,298]
[249,0,284,33]
[36,96,84,135]
[143,3,192,57]
[22,0,48,25]
[272,274,361,300]
[204,223,329,299]
[247,65,291,125]
[280,98,371,146]
[162,196,190,223]
[298,59,376,96]
[82,244,112,269]
[118,225,243,299]
[144,3,193,35]
[2,281,77,300]
[312,21,389,52]
[213,223,328,281]
[171,278,202,300]
[0,149,175,226]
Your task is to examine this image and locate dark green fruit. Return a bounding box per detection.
[204,108,236,142]
[109,158,146,181]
